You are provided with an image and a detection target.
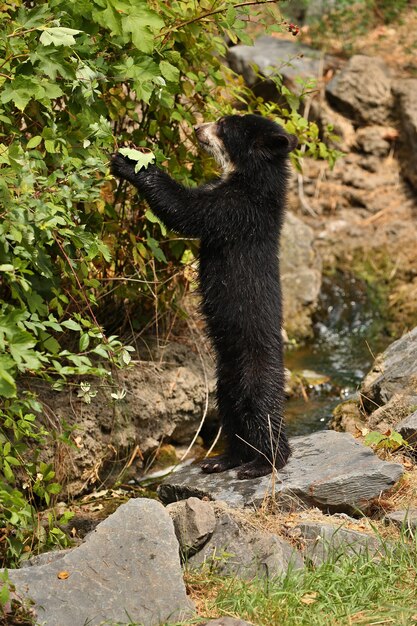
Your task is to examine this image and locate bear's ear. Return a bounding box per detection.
[255,132,298,158]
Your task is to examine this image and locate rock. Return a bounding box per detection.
[188,503,303,578]
[201,617,253,626]
[360,327,417,414]
[227,37,327,94]
[385,509,417,532]
[290,521,382,565]
[20,550,70,569]
[2,499,193,626]
[167,497,216,556]
[326,55,392,125]
[393,79,417,190]
[355,125,396,157]
[395,410,417,446]
[366,393,417,434]
[281,212,322,339]
[159,430,403,514]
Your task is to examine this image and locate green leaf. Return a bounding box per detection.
[27,136,42,149]
[119,148,155,172]
[61,320,82,331]
[159,60,180,83]
[0,581,10,606]
[79,333,90,351]
[39,27,82,47]
[121,9,164,53]
[145,209,167,236]
[364,431,385,447]
[0,368,16,399]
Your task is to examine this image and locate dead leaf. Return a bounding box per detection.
[300,592,318,605]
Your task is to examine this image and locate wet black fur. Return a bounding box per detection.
[111,114,297,479]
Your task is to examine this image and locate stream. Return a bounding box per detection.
[284,272,391,436]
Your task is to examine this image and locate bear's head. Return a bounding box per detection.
[194,114,298,174]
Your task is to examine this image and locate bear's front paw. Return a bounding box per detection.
[110,153,137,183]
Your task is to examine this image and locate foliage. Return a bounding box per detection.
[0,0,338,568]
[364,428,408,451]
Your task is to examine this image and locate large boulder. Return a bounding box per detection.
[393,79,417,190]
[2,499,193,626]
[326,55,392,125]
[159,430,403,514]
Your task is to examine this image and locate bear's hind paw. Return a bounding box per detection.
[236,459,273,480]
[199,454,242,474]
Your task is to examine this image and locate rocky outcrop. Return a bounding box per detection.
[2,499,193,626]
[360,326,417,432]
[32,340,216,496]
[159,430,403,514]
[326,55,393,125]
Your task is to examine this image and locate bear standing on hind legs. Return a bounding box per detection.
[111,114,298,480]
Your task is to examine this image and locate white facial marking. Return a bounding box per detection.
[196,122,235,176]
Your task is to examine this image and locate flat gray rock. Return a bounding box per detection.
[228,36,325,90]
[3,499,193,626]
[393,79,417,190]
[159,431,403,513]
[290,521,382,565]
[326,55,392,124]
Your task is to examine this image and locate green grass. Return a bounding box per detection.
[170,533,417,626]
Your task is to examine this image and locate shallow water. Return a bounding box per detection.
[284,273,391,436]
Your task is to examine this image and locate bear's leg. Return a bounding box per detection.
[224,353,291,479]
[200,357,248,474]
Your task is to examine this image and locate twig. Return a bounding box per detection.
[158,0,279,38]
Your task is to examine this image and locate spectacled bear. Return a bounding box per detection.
[111,114,298,480]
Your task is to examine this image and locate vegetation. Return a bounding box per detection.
[0,0,338,568]
[174,533,417,626]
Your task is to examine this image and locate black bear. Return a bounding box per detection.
[111,114,297,479]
